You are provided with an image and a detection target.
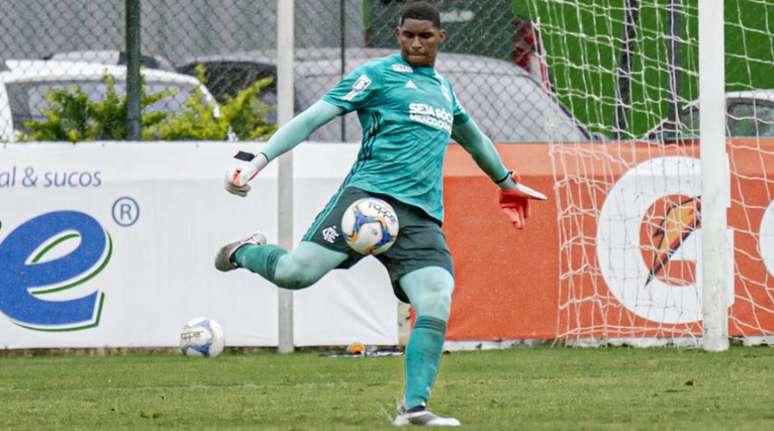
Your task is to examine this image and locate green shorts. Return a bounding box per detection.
[302,187,454,303]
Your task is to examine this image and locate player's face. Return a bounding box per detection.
[395,18,446,67]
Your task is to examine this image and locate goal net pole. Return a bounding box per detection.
[615,0,639,137]
[699,0,729,352]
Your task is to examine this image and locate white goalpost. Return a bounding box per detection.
[526,0,774,348]
[698,0,728,351]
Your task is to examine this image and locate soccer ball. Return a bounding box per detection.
[341,197,400,255]
[179,317,225,358]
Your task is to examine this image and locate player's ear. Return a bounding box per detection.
[394,26,401,41]
[437,29,446,44]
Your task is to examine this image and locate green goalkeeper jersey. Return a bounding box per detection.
[322,54,470,222]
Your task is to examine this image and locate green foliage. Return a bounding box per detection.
[19,74,172,143]
[19,65,276,143]
[144,64,277,141]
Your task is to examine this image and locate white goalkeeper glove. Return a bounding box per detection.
[224,151,269,197]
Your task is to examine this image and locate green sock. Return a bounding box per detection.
[404,315,447,409]
[234,244,288,283]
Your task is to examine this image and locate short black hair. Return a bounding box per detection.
[399,1,441,28]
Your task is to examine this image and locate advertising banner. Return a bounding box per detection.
[442,141,774,342]
[0,143,397,348]
[3,140,772,348]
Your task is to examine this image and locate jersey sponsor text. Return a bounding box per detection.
[408,103,453,132]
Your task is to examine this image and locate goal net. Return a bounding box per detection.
[523,0,774,346]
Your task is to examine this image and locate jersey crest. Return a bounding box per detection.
[343,74,372,101]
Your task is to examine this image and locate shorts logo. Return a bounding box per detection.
[322,225,339,243]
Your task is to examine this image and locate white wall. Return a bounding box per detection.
[0,142,397,349]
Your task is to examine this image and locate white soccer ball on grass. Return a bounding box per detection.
[179,317,225,358]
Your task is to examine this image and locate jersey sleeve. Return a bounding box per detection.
[449,83,471,126]
[322,62,381,113]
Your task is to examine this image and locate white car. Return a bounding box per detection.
[43,50,176,72]
[0,59,218,142]
[646,90,774,141]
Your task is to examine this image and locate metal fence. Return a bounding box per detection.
[0,0,582,143]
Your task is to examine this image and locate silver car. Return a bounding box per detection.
[645,90,774,141]
[177,48,592,143]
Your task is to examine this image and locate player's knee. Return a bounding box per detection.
[274,269,317,290]
[274,257,321,290]
[414,282,453,321]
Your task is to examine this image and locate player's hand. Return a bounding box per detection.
[498,173,547,230]
[225,151,269,197]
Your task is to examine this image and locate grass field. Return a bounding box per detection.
[2,346,773,430]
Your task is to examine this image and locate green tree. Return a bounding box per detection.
[144,64,277,141]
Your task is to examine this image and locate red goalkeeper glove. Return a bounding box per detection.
[498,172,547,230]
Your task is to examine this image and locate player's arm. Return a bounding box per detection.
[451,118,510,184]
[451,118,546,229]
[224,100,344,197]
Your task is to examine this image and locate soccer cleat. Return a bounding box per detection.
[393,404,461,427]
[214,232,267,272]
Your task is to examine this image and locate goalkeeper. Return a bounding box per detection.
[215,1,545,427]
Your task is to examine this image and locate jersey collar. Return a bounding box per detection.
[394,53,437,75]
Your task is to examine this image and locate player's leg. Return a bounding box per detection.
[393,266,459,427]
[216,186,368,288]
[373,197,460,426]
[233,240,347,289]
